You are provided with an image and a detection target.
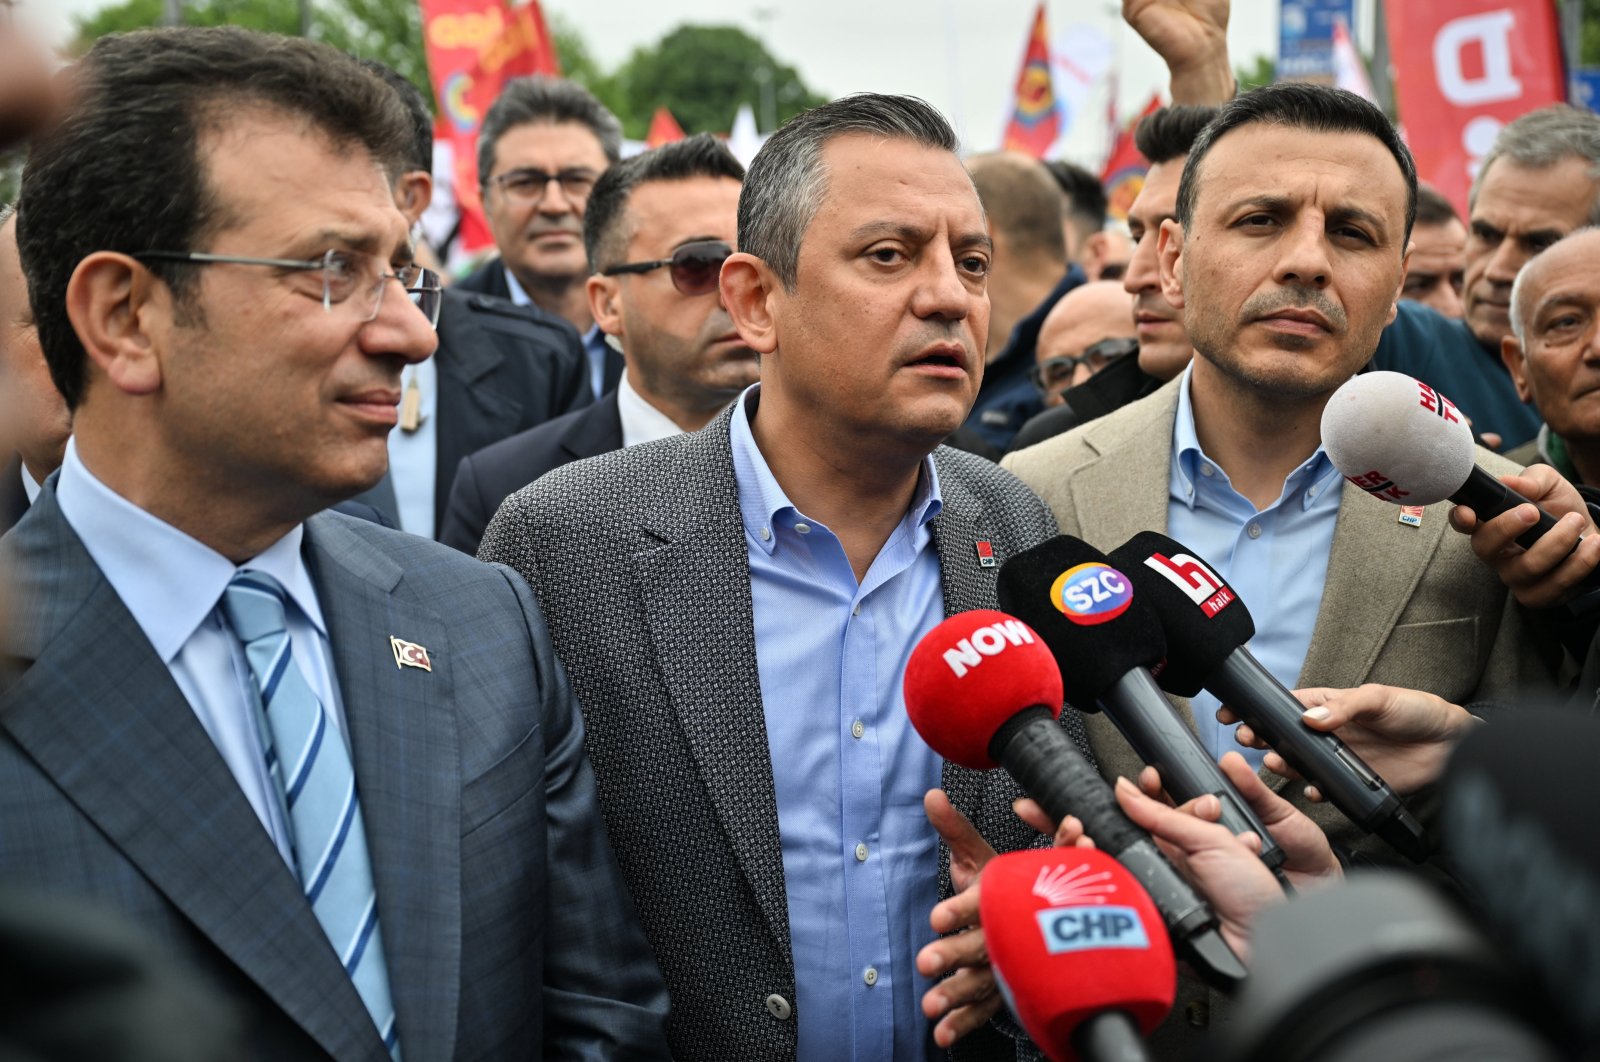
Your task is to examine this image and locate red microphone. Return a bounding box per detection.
[982,847,1176,1062]
[904,610,1246,988]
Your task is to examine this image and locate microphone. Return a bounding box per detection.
[981,847,1175,1062]
[1321,370,1558,549]
[1107,531,1429,862]
[994,537,1290,877]
[903,610,1246,988]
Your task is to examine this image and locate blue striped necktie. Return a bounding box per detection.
[223,570,401,1057]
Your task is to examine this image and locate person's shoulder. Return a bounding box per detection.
[442,287,582,348]
[504,418,723,523]
[1005,376,1178,478]
[934,444,1051,523]
[470,403,593,469]
[307,509,523,597]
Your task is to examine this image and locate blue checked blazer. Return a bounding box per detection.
[478,406,1095,1062]
[0,484,671,1061]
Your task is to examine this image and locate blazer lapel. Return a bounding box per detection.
[304,515,462,1062]
[0,508,384,1062]
[560,393,623,463]
[433,319,518,526]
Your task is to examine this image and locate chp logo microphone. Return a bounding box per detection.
[982,847,1175,1062]
[1321,371,1559,550]
[1108,532,1430,862]
[903,610,1246,989]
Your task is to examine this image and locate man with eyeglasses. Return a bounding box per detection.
[441,133,755,555]
[2,26,670,1058]
[1027,280,1139,407]
[459,76,627,401]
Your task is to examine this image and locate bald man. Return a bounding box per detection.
[0,206,71,533]
[1031,280,1138,406]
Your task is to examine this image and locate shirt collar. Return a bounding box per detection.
[502,265,531,307]
[54,438,329,662]
[616,372,687,448]
[20,461,42,505]
[1170,365,1340,513]
[728,384,942,556]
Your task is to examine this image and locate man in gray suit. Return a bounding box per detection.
[2,27,668,1060]
[480,95,1093,1061]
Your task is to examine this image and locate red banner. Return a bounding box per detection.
[1386,0,1566,215]
[1101,95,1161,223]
[646,107,686,148]
[419,0,561,253]
[1002,3,1060,158]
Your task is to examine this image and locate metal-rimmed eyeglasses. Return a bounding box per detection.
[599,240,732,297]
[483,167,599,206]
[133,249,444,326]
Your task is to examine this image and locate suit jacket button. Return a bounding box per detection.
[766,993,792,1020]
[1186,1000,1210,1027]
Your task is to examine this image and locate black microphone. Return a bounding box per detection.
[1108,531,1429,862]
[996,536,1290,879]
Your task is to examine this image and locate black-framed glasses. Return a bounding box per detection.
[134,249,443,326]
[1030,336,1138,396]
[484,167,599,205]
[599,240,731,297]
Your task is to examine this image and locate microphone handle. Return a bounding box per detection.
[1100,669,1289,874]
[1208,649,1429,863]
[1071,1010,1152,1062]
[1452,465,1560,550]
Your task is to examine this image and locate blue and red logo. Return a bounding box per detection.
[1049,563,1133,625]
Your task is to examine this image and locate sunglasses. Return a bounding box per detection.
[600,240,732,296]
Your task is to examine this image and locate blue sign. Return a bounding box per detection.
[1573,68,1600,113]
[1278,0,1356,82]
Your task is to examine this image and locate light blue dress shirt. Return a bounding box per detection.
[54,438,351,867]
[1166,368,1343,769]
[730,386,946,1062]
[387,357,439,539]
[503,265,609,398]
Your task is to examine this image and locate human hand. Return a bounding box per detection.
[1448,465,1600,609]
[1122,0,1233,104]
[917,790,1001,1049]
[0,20,58,150]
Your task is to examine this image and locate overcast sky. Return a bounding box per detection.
[24,0,1382,167]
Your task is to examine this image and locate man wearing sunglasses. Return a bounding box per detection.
[2,26,669,1058]
[442,134,753,555]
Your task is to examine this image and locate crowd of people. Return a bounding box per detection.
[2,0,1600,1059]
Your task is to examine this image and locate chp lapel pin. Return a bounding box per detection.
[975,540,997,568]
[390,635,432,672]
[1397,505,1424,529]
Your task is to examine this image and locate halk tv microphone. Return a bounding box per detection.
[1108,531,1429,862]
[982,846,1176,1062]
[902,609,1246,988]
[994,537,1290,879]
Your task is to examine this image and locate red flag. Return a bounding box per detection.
[1100,94,1161,223]
[646,107,686,148]
[1386,0,1566,215]
[419,0,562,253]
[1002,3,1060,158]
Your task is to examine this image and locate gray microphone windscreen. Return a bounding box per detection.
[1320,371,1476,506]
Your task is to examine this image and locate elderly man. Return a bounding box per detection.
[3,26,668,1057]
[1028,279,1137,407]
[441,134,757,554]
[0,205,69,533]
[480,94,1093,1061]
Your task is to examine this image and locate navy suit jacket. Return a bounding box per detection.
[440,392,623,556]
[0,487,671,1061]
[457,257,624,397]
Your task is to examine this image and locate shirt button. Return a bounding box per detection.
[759,527,771,541]
[795,522,811,535]
[1200,463,1215,477]
[766,993,793,1020]
[863,966,879,986]
[851,719,865,739]
[854,842,868,862]
[1186,1000,1210,1027]
[1247,522,1262,539]
[852,603,861,616]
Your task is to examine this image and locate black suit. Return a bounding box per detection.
[1,456,29,536]
[352,287,591,534]
[440,392,622,555]
[457,257,624,397]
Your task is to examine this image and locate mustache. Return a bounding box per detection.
[1240,286,1346,330]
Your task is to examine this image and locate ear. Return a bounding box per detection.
[1386,243,1412,328]
[1081,230,1109,273]
[1156,219,1185,309]
[587,273,623,340]
[65,252,168,398]
[720,252,779,355]
[395,171,434,226]
[1502,333,1534,403]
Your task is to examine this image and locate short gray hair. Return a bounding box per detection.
[1509,225,1600,346]
[1471,105,1600,225]
[737,93,959,291]
[477,76,622,181]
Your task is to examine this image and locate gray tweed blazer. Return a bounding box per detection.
[479,404,1092,1062]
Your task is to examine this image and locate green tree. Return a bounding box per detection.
[1584,0,1600,65]
[1235,54,1274,91]
[610,25,825,139]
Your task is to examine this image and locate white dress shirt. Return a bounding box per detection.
[20,461,41,505]
[616,373,688,448]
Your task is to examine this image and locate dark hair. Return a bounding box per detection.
[967,152,1067,263]
[476,76,622,181]
[357,58,433,176]
[583,133,744,272]
[1176,83,1418,245]
[739,93,958,291]
[1134,105,1218,165]
[17,26,413,409]
[1046,159,1108,241]
[1415,183,1460,228]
